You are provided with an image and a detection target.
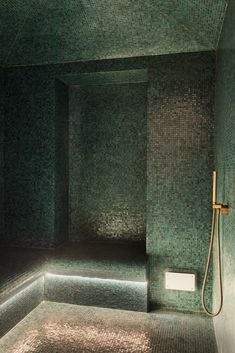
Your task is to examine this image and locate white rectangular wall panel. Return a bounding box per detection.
[165,271,196,292]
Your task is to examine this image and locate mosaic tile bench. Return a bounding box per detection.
[0,242,148,337]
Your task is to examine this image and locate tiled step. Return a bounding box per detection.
[44,270,147,312]
[45,241,148,312]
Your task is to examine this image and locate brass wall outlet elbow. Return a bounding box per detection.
[212,203,230,215]
[212,171,230,216]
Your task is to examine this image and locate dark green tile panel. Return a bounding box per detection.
[0,70,4,239]
[4,76,56,247]
[0,0,227,66]
[214,1,235,352]
[69,82,147,241]
[147,57,215,311]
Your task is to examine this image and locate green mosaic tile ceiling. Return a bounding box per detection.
[0,0,228,66]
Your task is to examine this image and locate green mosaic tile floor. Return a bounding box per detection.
[0,302,217,353]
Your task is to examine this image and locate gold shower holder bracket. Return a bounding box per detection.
[212,203,230,215]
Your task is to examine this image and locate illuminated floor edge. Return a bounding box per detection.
[0,301,217,353]
[44,272,148,312]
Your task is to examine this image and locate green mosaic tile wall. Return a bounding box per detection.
[2,52,215,312]
[2,56,151,247]
[0,70,4,239]
[4,75,57,247]
[4,76,68,248]
[0,0,227,66]
[214,1,235,352]
[55,79,69,245]
[147,57,215,311]
[69,83,147,242]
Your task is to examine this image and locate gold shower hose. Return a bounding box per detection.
[202,207,223,317]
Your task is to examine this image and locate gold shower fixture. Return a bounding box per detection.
[212,171,229,215]
[202,170,230,317]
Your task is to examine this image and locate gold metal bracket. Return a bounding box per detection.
[212,171,230,216]
[212,203,230,216]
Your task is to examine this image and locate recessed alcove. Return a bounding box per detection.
[57,69,148,245]
[0,69,150,338]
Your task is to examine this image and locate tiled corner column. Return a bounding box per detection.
[147,57,215,311]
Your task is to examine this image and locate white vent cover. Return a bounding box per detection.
[165,271,196,292]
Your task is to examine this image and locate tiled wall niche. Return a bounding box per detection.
[68,70,148,242]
